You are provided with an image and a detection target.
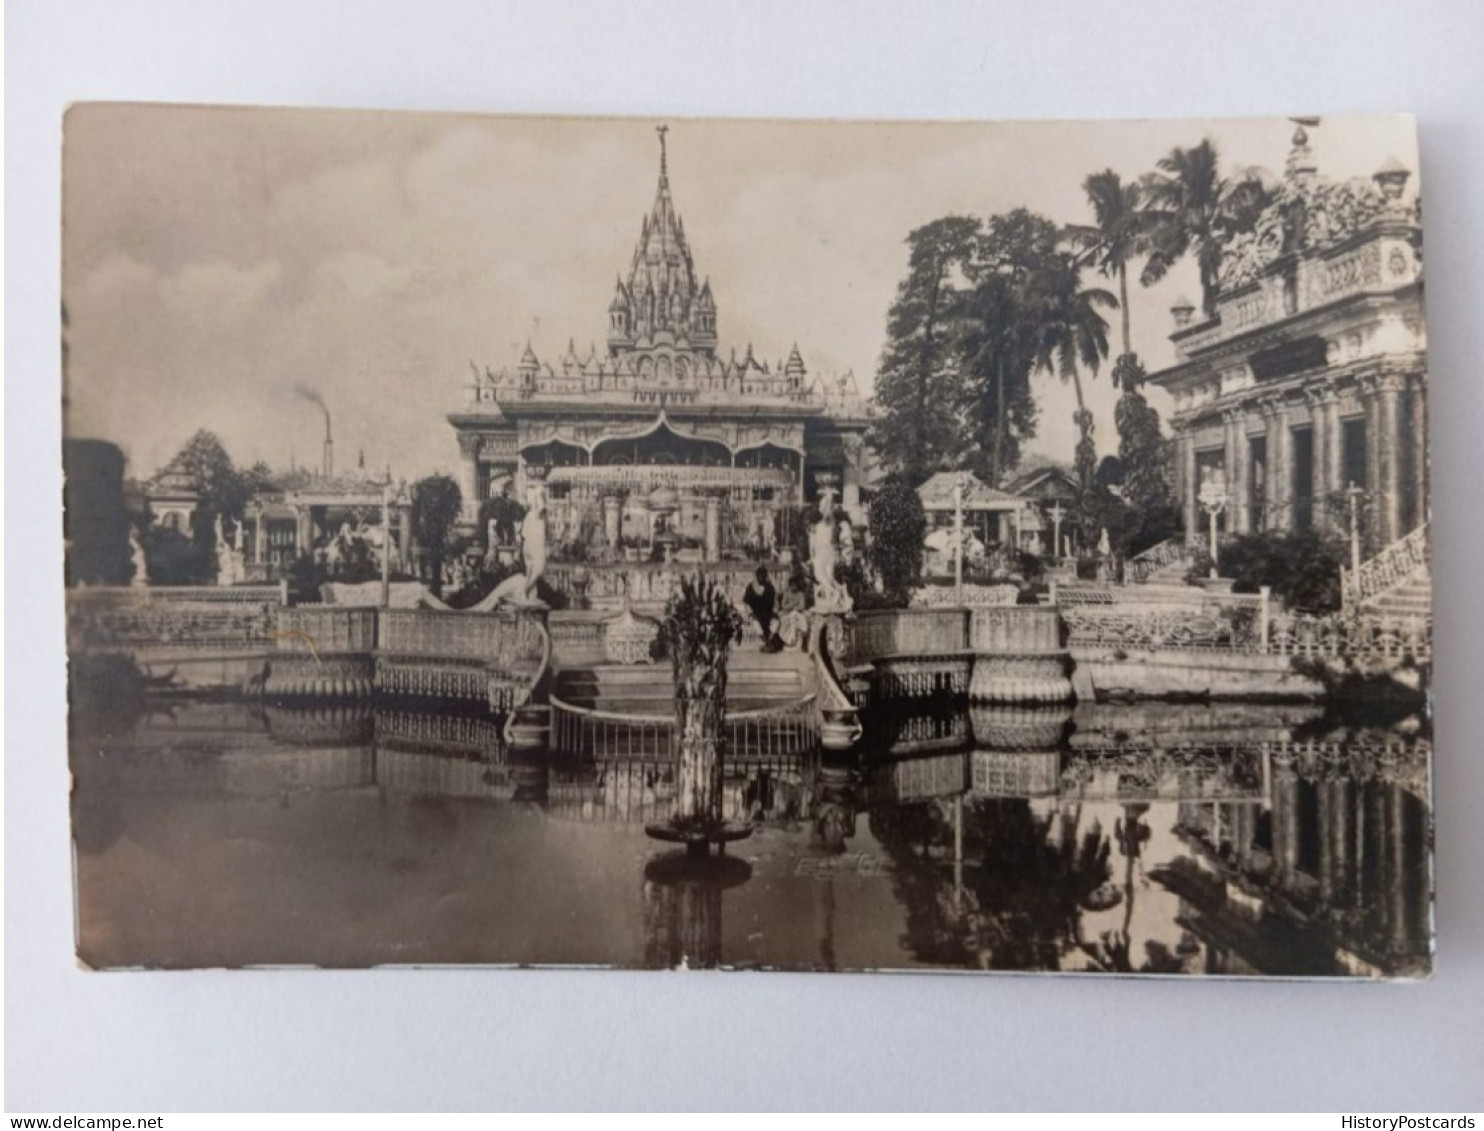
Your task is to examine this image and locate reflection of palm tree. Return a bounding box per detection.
[870,798,1113,971]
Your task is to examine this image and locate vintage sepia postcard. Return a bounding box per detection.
[64,106,1432,975]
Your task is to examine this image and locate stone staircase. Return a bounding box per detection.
[1361,564,1432,620]
[1141,557,1196,586]
[553,646,812,714]
[1345,523,1430,620]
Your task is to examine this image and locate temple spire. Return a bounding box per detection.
[657,124,669,182]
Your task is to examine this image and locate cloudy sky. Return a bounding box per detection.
[62,106,1419,480]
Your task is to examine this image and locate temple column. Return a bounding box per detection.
[1377,373,1407,546]
[703,493,722,562]
[1266,400,1290,532]
[1361,377,1382,552]
[1176,424,1198,545]
[1272,768,1301,891]
[1410,375,1428,528]
[1385,784,1411,955]
[1322,392,1345,535]
[601,493,622,552]
[293,505,312,555]
[1306,389,1331,532]
[1222,409,1246,534]
[457,435,483,524]
[1327,779,1353,907]
[398,506,412,566]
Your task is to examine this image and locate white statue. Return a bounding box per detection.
[129,528,148,588]
[809,488,850,612]
[520,481,548,601]
[214,514,238,586]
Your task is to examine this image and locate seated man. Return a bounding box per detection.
[776,576,810,650]
[742,567,777,651]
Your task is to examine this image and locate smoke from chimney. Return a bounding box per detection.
[295,384,333,477]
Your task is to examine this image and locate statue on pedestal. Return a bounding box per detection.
[808,487,851,613]
[214,514,243,587]
[129,528,148,588]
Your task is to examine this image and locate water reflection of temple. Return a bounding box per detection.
[71,698,1432,976]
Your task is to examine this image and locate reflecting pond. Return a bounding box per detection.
[70,697,1433,976]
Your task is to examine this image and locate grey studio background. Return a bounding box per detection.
[7,0,1484,1111]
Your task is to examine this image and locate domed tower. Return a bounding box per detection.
[607,125,717,358]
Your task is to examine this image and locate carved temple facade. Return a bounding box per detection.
[447,130,871,571]
[1150,129,1426,558]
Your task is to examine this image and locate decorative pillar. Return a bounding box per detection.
[1410,375,1428,528]
[703,492,722,563]
[1266,400,1290,532]
[1327,779,1353,907]
[601,493,622,551]
[1361,376,1382,551]
[1273,767,1301,891]
[455,433,482,524]
[1377,373,1406,546]
[294,505,311,555]
[253,506,266,565]
[1177,425,1199,545]
[398,506,412,565]
[1308,389,1337,532]
[1316,780,1335,902]
[1222,408,1246,535]
[1385,784,1411,955]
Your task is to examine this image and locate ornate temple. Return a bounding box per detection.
[1150,123,1427,612]
[447,128,871,593]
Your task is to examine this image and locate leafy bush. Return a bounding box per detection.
[867,477,926,605]
[1218,530,1345,614]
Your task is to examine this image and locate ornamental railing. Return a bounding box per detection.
[1342,523,1429,611]
[1062,605,1263,652]
[544,562,790,609]
[67,587,282,650]
[845,608,969,664]
[909,582,1020,608]
[1267,614,1431,665]
[549,692,819,763]
[1064,601,1430,665]
[378,608,546,668]
[275,607,378,654]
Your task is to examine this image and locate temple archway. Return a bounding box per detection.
[592,420,729,468]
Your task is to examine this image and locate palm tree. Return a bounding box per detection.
[1029,253,1116,548]
[1067,169,1150,362]
[1140,138,1271,318]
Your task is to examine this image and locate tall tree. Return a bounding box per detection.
[1109,354,1180,555]
[1067,170,1150,360]
[957,210,1061,486]
[1140,139,1271,317]
[870,216,981,481]
[410,474,463,594]
[1027,252,1116,546]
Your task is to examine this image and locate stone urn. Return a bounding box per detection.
[506,703,551,754]
[820,708,860,752]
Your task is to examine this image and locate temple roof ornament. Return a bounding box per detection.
[462,126,870,422]
[1218,123,1418,294]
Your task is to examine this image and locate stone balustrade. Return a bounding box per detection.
[275,607,378,654]
[847,608,969,664]
[68,587,281,650]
